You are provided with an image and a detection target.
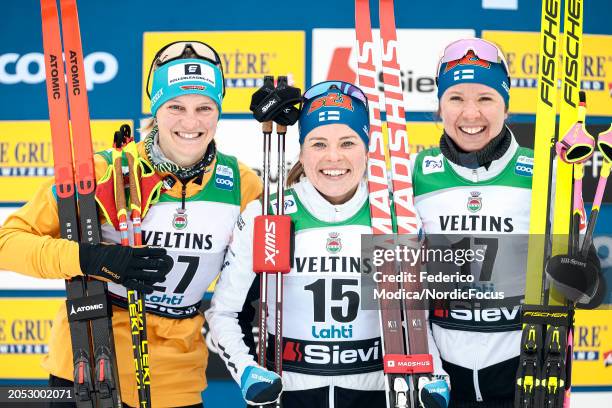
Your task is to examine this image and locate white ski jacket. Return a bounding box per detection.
[413,134,532,403]
[206,178,445,399]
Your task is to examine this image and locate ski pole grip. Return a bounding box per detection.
[263,121,273,133]
[383,353,434,374]
[253,215,292,273]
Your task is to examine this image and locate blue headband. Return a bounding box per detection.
[150,58,224,116]
[298,90,370,146]
[437,53,510,106]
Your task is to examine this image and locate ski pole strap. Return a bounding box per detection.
[252,215,292,273]
[598,126,612,163]
[555,92,594,164]
[250,76,301,125]
[383,353,433,375]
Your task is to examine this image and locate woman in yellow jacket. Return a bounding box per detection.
[0,41,262,408]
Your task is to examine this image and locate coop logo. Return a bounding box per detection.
[515,155,534,177]
[0,52,118,90]
[214,164,234,190]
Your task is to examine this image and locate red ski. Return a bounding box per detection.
[41,0,121,406]
[355,0,433,406]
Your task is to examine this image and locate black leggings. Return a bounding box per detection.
[47,375,204,408]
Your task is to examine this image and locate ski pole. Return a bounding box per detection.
[112,126,151,407]
[124,125,152,406]
[555,92,594,257]
[250,75,293,408]
[256,76,275,371]
[580,126,612,257]
[273,76,290,383]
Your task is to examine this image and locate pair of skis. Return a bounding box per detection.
[40,0,121,407]
[355,1,434,407]
[515,0,587,407]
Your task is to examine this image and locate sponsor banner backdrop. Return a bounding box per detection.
[311,29,475,112]
[573,310,612,386]
[212,118,301,185]
[141,32,305,115]
[483,31,612,116]
[0,298,62,379]
[0,120,133,203]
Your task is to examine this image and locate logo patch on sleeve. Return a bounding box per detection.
[215,164,234,190]
[271,194,297,215]
[422,154,444,175]
[515,155,534,177]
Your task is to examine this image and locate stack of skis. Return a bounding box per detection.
[354,1,609,408]
[515,0,610,407]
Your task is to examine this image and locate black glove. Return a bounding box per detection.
[250,75,301,125]
[79,243,173,294]
[546,244,606,308]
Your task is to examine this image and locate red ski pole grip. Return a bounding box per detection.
[253,215,292,273]
[383,353,434,374]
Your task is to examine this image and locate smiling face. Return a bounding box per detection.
[300,123,367,205]
[439,83,507,152]
[155,94,219,168]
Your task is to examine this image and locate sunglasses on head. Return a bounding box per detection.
[436,38,510,80]
[302,80,369,110]
[145,40,225,98]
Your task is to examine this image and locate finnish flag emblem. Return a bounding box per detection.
[319,110,340,122]
[454,69,474,81]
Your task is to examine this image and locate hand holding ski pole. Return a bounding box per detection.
[418,375,450,408]
[240,365,283,406]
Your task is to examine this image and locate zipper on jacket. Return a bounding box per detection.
[180,181,187,211]
[471,169,478,183]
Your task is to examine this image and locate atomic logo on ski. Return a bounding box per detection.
[467,191,482,213]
